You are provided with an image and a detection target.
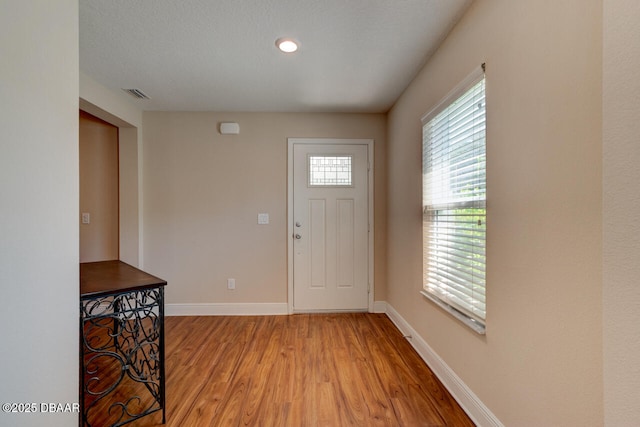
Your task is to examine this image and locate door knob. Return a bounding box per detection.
[294,234,302,240]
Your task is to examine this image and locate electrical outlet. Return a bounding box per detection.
[227,278,236,290]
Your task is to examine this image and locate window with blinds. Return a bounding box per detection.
[421,65,486,334]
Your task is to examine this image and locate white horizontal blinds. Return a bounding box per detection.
[422,67,486,325]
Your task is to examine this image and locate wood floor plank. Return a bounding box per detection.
[98,313,474,427]
[331,348,368,426]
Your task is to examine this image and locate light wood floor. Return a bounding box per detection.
[110,313,474,426]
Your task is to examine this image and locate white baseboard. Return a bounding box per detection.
[166,303,288,316]
[167,302,389,316]
[373,300,388,313]
[384,303,503,427]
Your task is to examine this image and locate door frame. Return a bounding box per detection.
[287,138,374,314]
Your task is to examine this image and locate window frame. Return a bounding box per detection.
[421,64,487,335]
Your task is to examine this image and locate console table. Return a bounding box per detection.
[80,261,167,427]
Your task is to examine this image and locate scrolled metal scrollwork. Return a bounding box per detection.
[80,287,164,427]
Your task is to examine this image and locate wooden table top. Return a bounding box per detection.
[80,260,167,298]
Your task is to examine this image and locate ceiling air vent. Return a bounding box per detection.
[122,88,150,100]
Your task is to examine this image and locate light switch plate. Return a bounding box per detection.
[258,213,269,225]
[82,213,90,224]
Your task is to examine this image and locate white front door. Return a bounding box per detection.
[290,140,370,311]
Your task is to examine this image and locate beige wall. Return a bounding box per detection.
[142,112,386,306]
[387,1,603,425]
[118,126,141,265]
[603,0,640,425]
[0,1,79,426]
[79,111,120,262]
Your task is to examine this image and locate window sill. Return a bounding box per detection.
[420,291,486,335]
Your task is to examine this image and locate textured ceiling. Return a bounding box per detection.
[79,0,472,113]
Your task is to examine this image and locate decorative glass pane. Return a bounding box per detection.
[309,155,352,186]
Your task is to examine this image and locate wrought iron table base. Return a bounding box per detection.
[80,261,166,427]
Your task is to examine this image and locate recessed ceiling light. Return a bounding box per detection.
[276,38,299,53]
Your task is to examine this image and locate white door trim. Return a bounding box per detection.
[287,138,374,314]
